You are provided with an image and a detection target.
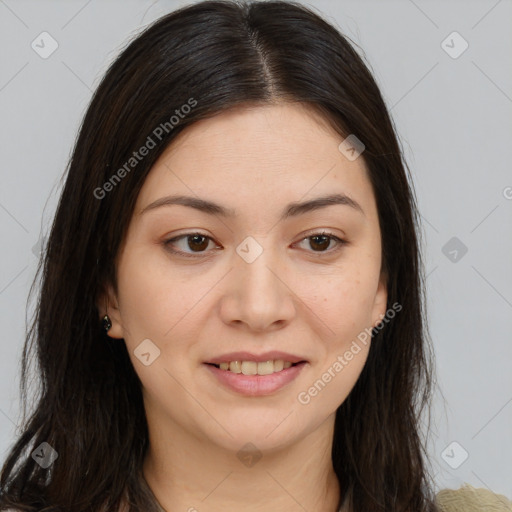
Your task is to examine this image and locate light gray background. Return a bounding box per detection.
[1,0,511,500]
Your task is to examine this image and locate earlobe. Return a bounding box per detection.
[97,283,124,339]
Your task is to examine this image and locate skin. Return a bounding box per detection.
[100,102,388,512]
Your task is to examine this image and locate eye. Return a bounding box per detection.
[295,231,345,254]
[163,230,346,259]
[164,233,219,257]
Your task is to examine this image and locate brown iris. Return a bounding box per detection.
[187,234,210,252]
[309,234,330,251]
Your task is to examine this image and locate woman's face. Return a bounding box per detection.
[105,102,387,453]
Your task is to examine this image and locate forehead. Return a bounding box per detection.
[135,102,377,222]
[160,102,348,168]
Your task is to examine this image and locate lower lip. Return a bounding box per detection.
[203,362,307,396]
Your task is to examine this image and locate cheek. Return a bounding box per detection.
[300,262,379,409]
[298,342,370,421]
[116,248,192,344]
[298,264,380,338]
[295,276,374,415]
[115,253,206,400]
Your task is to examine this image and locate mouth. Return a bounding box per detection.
[205,360,306,376]
[203,360,308,396]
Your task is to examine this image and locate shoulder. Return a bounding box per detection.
[435,483,512,511]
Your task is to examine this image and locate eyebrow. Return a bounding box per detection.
[140,193,365,220]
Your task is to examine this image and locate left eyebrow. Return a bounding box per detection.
[139,193,365,219]
[282,193,365,219]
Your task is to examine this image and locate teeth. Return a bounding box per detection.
[241,361,258,375]
[257,361,274,375]
[229,361,242,373]
[214,360,297,375]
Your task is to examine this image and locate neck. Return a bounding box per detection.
[142,413,342,512]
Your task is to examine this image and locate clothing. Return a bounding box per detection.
[140,476,512,511]
[435,484,512,511]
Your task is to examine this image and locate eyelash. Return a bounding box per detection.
[163,231,346,259]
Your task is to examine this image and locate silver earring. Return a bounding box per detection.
[102,314,112,332]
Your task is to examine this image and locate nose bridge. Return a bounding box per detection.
[221,236,296,330]
[237,239,281,303]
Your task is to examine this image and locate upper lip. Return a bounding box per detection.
[205,351,307,364]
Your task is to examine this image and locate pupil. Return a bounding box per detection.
[310,235,329,251]
[188,235,208,252]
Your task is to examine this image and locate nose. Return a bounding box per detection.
[218,245,297,332]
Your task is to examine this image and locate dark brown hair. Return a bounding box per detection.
[0,1,438,510]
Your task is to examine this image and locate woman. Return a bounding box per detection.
[1,1,509,511]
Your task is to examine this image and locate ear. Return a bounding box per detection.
[97,282,124,339]
[371,270,388,328]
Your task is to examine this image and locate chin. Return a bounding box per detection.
[205,421,302,455]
